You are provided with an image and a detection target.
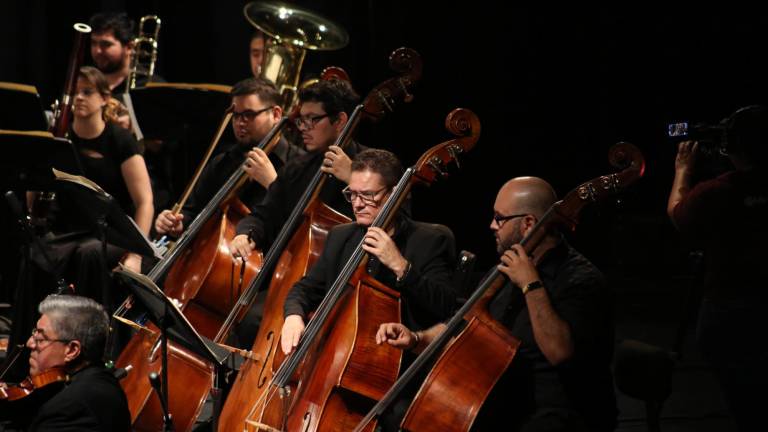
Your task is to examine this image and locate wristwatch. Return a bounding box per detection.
[521,280,543,295]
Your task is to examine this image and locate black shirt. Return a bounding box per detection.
[179,137,303,226]
[487,240,617,431]
[69,121,141,214]
[26,365,131,431]
[235,141,367,250]
[284,217,458,331]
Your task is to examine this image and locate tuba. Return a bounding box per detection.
[127,15,161,91]
[244,1,349,111]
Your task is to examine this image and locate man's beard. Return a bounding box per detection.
[96,55,125,74]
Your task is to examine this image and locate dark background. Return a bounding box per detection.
[2,2,762,428]
[3,2,766,275]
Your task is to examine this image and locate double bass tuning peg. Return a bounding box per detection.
[427,158,448,179]
[447,145,462,169]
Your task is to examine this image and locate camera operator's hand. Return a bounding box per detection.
[675,140,699,174]
[668,140,700,222]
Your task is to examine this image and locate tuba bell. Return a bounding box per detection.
[128,15,161,91]
[244,1,349,111]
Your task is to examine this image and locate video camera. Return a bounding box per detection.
[667,121,727,156]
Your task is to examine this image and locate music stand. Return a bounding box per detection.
[52,169,159,259]
[0,131,83,191]
[0,82,49,130]
[112,267,231,432]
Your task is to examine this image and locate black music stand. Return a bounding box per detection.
[0,131,83,191]
[0,83,49,130]
[52,169,159,259]
[112,268,231,432]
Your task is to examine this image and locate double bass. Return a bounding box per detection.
[218,47,423,432]
[244,108,480,432]
[114,115,288,432]
[353,142,646,432]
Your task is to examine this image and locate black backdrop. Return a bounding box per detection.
[2,2,767,298]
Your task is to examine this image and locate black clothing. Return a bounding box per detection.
[235,142,367,250]
[67,122,141,216]
[284,217,457,331]
[27,365,131,432]
[179,138,302,227]
[483,240,617,432]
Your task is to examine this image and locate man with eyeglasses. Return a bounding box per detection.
[230,78,366,259]
[279,149,456,353]
[154,77,303,237]
[8,294,131,431]
[375,177,617,432]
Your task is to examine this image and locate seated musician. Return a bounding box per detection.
[226,78,365,345]
[230,78,366,259]
[88,12,165,95]
[377,177,617,432]
[279,148,457,354]
[154,77,304,237]
[20,294,130,431]
[249,30,266,78]
[38,66,153,307]
[88,12,135,94]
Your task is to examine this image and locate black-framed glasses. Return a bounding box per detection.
[342,185,389,206]
[232,106,274,123]
[294,113,331,130]
[493,213,529,227]
[29,328,71,348]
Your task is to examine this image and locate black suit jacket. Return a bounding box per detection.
[284,217,457,330]
[27,366,131,432]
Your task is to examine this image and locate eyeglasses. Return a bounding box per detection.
[294,113,330,130]
[492,213,529,227]
[232,106,274,123]
[29,328,71,348]
[342,186,389,206]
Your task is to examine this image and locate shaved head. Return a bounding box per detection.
[497,177,558,218]
[492,177,558,254]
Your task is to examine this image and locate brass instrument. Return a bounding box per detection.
[244,1,349,110]
[127,15,161,90]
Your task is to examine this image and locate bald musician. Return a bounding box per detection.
[377,177,617,432]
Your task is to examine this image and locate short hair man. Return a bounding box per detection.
[24,295,131,431]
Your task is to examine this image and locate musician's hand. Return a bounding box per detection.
[280,314,305,355]
[231,234,256,261]
[362,227,409,278]
[320,145,352,183]
[243,148,278,188]
[498,244,540,290]
[121,253,142,274]
[675,140,699,174]
[375,322,417,350]
[155,210,184,236]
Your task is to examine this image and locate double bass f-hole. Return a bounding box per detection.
[256,331,276,388]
